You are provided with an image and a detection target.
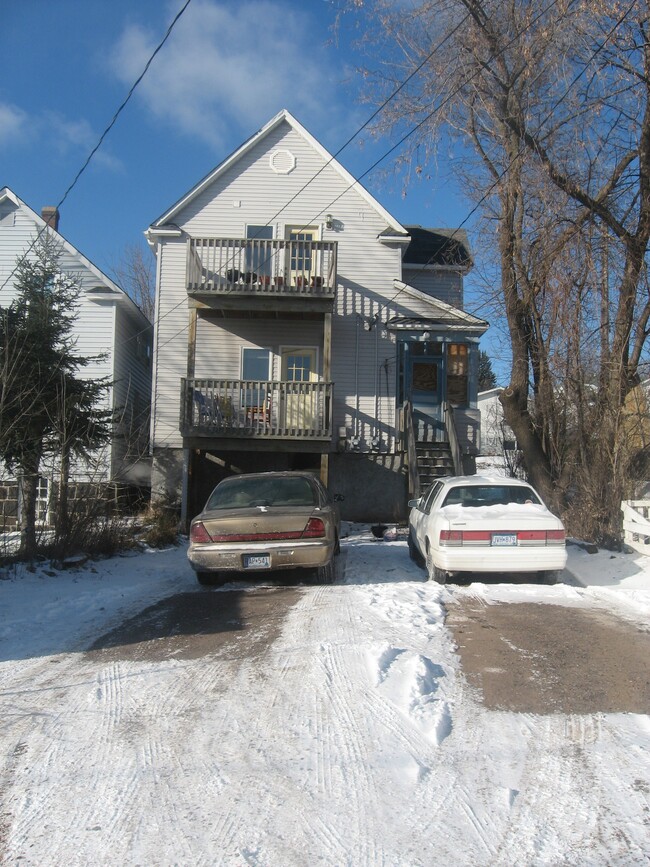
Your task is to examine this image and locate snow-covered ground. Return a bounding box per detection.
[1,532,649,865]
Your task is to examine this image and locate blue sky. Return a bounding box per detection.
[2,0,506,375]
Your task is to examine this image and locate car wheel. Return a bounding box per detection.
[426,548,448,584]
[408,531,424,567]
[315,559,335,584]
[433,565,449,585]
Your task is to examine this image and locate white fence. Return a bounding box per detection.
[621,500,650,548]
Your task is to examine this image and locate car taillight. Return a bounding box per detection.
[439,528,566,546]
[302,517,326,538]
[203,518,327,543]
[518,530,547,541]
[546,529,566,545]
[439,530,463,546]
[190,521,212,543]
[211,531,303,541]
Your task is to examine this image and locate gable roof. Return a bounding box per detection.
[0,186,150,325]
[403,226,472,269]
[148,109,408,236]
[387,280,488,334]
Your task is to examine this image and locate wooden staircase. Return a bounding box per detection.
[415,441,455,493]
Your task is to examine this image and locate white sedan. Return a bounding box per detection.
[408,475,567,584]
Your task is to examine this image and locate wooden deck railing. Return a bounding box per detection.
[186,237,337,297]
[181,378,333,439]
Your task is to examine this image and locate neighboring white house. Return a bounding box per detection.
[0,187,153,527]
[145,110,488,523]
[478,387,518,457]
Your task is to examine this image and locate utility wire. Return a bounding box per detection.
[378,0,639,315]
[154,0,564,351]
[0,0,193,297]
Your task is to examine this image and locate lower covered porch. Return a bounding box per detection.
[180,378,333,440]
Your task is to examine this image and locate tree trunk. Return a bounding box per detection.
[19,469,39,563]
[55,447,70,550]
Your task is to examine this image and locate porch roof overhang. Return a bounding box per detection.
[389,280,489,335]
[385,316,487,336]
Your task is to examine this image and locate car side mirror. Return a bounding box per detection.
[333,493,345,502]
[407,498,422,508]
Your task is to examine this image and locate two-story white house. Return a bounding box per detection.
[0,187,153,527]
[146,110,488,523]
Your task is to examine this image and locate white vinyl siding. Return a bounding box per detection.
[151,239,189,450]
[151,118,471,454]
[194,319,323,381]
[169,122,405,450]
[0,193,152,484]
[402,268,463,308]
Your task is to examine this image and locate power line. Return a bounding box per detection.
[0,0,193,297]
[378,0,638,314]
[135,0,636,389]
[147,0,564,354]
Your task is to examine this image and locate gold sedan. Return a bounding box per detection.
[188,471,342,585]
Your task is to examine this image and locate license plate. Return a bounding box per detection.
[491,533,517,546]
[243,554,271,569]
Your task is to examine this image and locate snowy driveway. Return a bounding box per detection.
[1,533,650,865]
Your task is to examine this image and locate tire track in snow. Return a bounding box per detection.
[0,654,105,864]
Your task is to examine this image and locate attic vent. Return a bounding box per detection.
[269,149,296,175]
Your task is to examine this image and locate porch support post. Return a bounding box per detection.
[322,312,332,487]
[187,307,197,378]
[323,312,332,381]
[181,448,191,531]
[320,453,329,486]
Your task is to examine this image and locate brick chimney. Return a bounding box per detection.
[42,206,59,232]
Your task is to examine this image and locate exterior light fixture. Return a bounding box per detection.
[325,214,333,229]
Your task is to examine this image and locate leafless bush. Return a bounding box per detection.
[136,496,180,549]
[47,485,140,565]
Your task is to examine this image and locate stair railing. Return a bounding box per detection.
[443,401,463,475]
[402,400,420,498]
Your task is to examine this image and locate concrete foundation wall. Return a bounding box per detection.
[329,453,408,524]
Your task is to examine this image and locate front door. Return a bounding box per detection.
[406,354,444,441]
[281,348,318,430]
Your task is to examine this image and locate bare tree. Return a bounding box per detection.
[343,0,650,543]
[110,241,156,322]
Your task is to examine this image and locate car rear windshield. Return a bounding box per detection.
[441,485,541,508]
[206,476,316,510]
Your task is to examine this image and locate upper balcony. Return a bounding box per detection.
[186,237,337,312]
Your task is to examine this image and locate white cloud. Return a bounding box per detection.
[109,0,342,147]
[44,113,123,172]
[0,101,121,172]
[0,103,29,147]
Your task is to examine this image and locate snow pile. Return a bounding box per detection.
[0,529,649,864]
